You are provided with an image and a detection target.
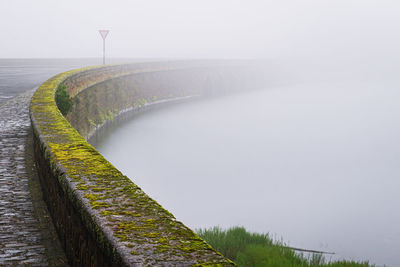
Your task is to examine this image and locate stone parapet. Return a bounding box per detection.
[29,62,250,266]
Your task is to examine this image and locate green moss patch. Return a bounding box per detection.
[30,64,233,266]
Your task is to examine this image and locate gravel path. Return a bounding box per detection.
[0,90,68,266]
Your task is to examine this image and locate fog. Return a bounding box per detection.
[95,78,400,266]
[1,0,400,63]
[2,0,400,266]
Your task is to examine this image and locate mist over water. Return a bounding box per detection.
[95,74,400,266]
[2,0,400,265]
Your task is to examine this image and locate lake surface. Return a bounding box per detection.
[95,80,400,267]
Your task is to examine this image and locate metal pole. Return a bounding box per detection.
[103,38,105,64]
[99,30,109,65]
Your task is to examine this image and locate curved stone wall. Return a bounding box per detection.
[29,61,265,266]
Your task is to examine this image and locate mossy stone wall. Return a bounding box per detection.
[30,61,260,266]
[66,68,214,139]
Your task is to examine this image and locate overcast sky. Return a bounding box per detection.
[1,0,399,60]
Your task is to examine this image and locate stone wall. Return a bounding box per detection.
[29,61,265,266]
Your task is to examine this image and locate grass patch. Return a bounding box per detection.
[197,226,377,267]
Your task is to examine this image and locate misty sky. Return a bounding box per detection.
[1,0,400,60]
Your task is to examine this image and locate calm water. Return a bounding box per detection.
[95,81,400,266]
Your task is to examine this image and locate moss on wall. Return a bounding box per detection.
[66,68,221,138]
[30,63,236,266]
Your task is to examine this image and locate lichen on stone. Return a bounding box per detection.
[29,63,234,266]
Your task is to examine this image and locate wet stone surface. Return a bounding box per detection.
[0,91,68,266]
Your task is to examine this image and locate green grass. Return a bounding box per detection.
[197,226,377,267]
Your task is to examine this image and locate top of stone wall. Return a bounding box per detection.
[29,63,234,266]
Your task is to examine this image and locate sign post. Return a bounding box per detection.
[99,30,109,65]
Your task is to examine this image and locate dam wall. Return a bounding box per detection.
[29,61,265,266]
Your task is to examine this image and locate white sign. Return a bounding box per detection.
[99,30,109,40]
